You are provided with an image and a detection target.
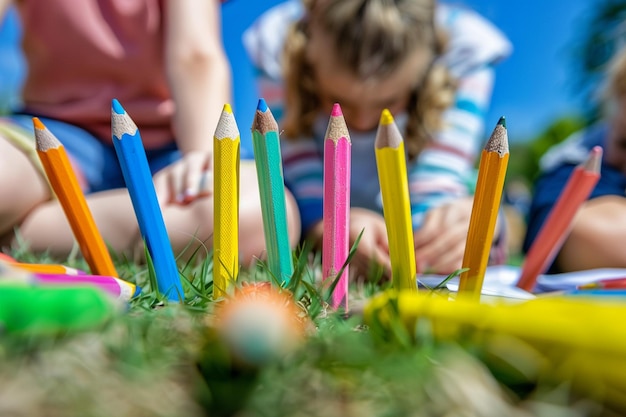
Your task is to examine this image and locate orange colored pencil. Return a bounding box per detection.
[33,118,118,277]
[458,117,509,299]
[9,262,85,276]
[517,146,602,292]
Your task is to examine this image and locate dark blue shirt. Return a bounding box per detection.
[523,124,626,273]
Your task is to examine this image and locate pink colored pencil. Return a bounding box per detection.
[517,146,602,291]
[322,103,351,310]
[34,273,140,301]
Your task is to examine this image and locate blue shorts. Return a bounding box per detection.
[3,114,182,193]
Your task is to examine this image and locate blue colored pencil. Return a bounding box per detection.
[251,98,294,284]
[111,99,183,301]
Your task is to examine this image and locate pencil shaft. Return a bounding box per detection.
[252,105,294,284]
[376,145,417,290]
[458,120,509,298]
[34,120,118,277]
[34,273,138,301]
[213,105,240,298]
[111,100,183,301]
[8,262,85,275]
[323,133,351,309]
[375,110,416,291]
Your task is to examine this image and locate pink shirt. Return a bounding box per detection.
[17,0,174,148]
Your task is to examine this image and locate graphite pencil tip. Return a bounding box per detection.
[32,117,45,130]
[331,103,342,117]
[111,98,125,115]
[379,109,394,126]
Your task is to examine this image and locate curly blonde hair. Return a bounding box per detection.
[282,0,456,160]
[605,48,626,102]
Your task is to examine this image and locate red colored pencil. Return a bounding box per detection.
[578,277,626,290]
[517,146,602,292]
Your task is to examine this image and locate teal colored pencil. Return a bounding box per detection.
[111,99,183,301]
[251,98,294,284]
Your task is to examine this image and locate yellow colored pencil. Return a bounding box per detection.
[364,289,626,409]
[33,118,118,277]
[374,109,417,291]
[458,117,509,299]
[213,104,240,298]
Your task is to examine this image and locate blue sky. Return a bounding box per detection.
[222,0,599,144]
[0,1,602,144]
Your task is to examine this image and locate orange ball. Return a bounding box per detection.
[213,282,309,366]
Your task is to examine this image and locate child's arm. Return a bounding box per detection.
[0,0,13,20]
[411,67,499,274]
[154,0,231,204]
[557,195,626,271]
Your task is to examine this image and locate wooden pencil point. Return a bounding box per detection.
[215,104,240,140]
[324,104,350,143]
[484,121,509,156]
[252,99,279,135]
[585,146,603,173]
[111,100,138,140]
[33,119,60,151]
[375,109,403,149]
[497,115,506,128]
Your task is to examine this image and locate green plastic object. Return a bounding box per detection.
[0,284,120,334]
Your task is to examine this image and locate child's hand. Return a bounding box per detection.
[153,150,213,205]
[413,197,474,274]
[348,208,391,281]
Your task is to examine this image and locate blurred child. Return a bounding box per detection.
[0,0,300,263]
[524,48,626,273]
[244,0,511,276]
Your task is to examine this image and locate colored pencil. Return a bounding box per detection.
[516,146,602,292]
[578,277,626,290]
[0,253,87,275]
[458,117,509,299]
[33,118,118,278]
[364,289,626,408]
[566,289,626,297]
[111,99,183,301]
[251,98,294,284]
[374,109,417,291]
[322,103,351,310]
[213,104,240,298]
[5,261,85,275]
[34,273,140,301]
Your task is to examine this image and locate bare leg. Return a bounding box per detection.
[12,161,301,267]
[0,135,51,237]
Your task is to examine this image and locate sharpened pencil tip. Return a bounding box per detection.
[497,116,506,128]
[32,117,45,130]
[111,98,125,115]
[223,103,233,114]
[379,109,394,126]
[257,98,268,112]
[331,103,342,117]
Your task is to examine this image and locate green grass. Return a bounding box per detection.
[0,241,615,417]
